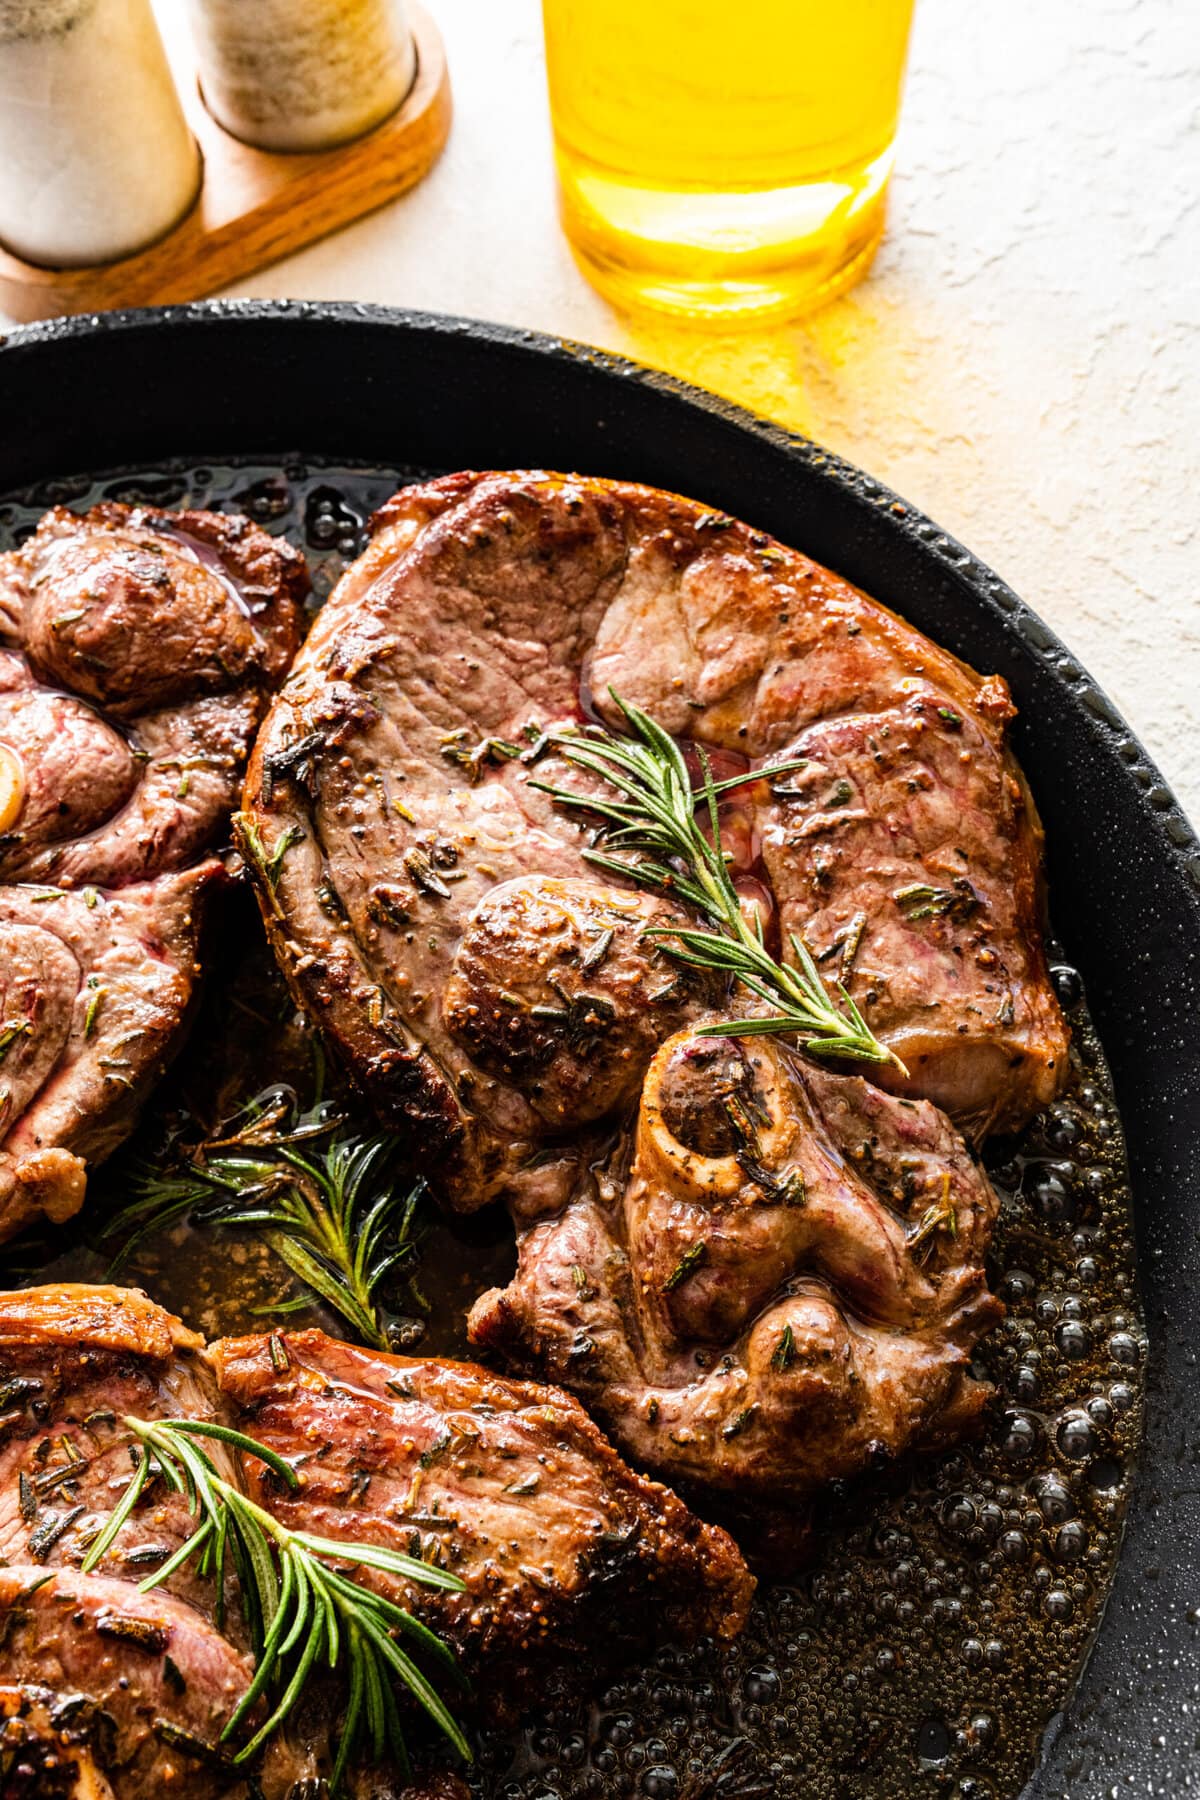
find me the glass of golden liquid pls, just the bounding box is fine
[542,0,916,323]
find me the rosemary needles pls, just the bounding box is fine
[532,691,901,1069]
[82,1415,469,1790]
[104,1089,426,1352]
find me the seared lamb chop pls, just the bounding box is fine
[0,1286,265,1800]
[470,1031,1003,1538]
[0,875,213,1242]
[0,504,305,1241]
[582,483,1068,1138]
[240,471,1065,1232]
[0,1286,751,1796]
[210,1326,754,1724]
[0,1572,258,1800]
[0,1285,230,1611]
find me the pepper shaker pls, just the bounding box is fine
[0,0,200,269]
[186,0,417,153]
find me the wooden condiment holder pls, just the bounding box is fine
[0,1,451,325]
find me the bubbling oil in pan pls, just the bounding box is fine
[1,461,1147,1800]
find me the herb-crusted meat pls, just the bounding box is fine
[0,504,306,1241]
[0,1569,259,1800]
[0,1286,262,1799]
[0,1285,752,1794]
[0,1285,231,1620]
[238,470,1064,1527]
[470,1031,1003,1535]
[240,471,1066,1224]
[0,872,215,1243]
[210,1327,754,1724]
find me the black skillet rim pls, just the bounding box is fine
[0,300,1196,1797]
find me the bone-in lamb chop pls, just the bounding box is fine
[0,504,305,1242]
[239,470,1067,1197]
[0,1285,752,1797]
[236,471,1065,1515]
[210,1325,751,1720]
[0,1286,261,1800]
[470,1030,1003,1539]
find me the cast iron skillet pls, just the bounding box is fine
[0,301,1196,1796]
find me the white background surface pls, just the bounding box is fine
[19,1,1200,823]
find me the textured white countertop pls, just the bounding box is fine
[21,1,1200,824]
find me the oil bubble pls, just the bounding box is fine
[1054,1521,1089,1562]
[917,1719,952,1763]
[1011,1364,1040,1402]
[1057,1321,1091,1359]
[1108,1331,1141,1365]
[1031,1169,1075,1226]
[942,1495,977,1537]
[743,1667,780,1704]
[1001,1411,1041,1463]
[1033,1474,1074,1523]
[1088,1457,1123,1492]
[1043,1106,1081,1151]
[234,473,291,520]
[1050,963,1083,1006]
[1056,1413,1097,1460]
[641,1768,678,1797]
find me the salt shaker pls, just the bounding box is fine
[0,0,200,270]
[186,0,417,153]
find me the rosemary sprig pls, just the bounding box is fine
[530,691,901,1068]
[907,1172,959,1260]
[104,1090,427,1353]
[82,1415,469,1790]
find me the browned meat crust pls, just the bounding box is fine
[0,871,216,1242]
[0,1285,752,1792]
[0,1286,233,1626]
[234,469,1052,1526]
[0,1683,121,1800]
[0,1571,256,1800]
[211,1328,755,1721]
[470,1032,1003,1519]
[0,1286,262,1799]
[4,504,299,722]
[240,471,1066,1232]
[0,504,306,1242]
[0,1281,201,1357]
[239,474,641,1214]
[582,482,1068,1137]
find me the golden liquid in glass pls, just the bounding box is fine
[543,0,916,322]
